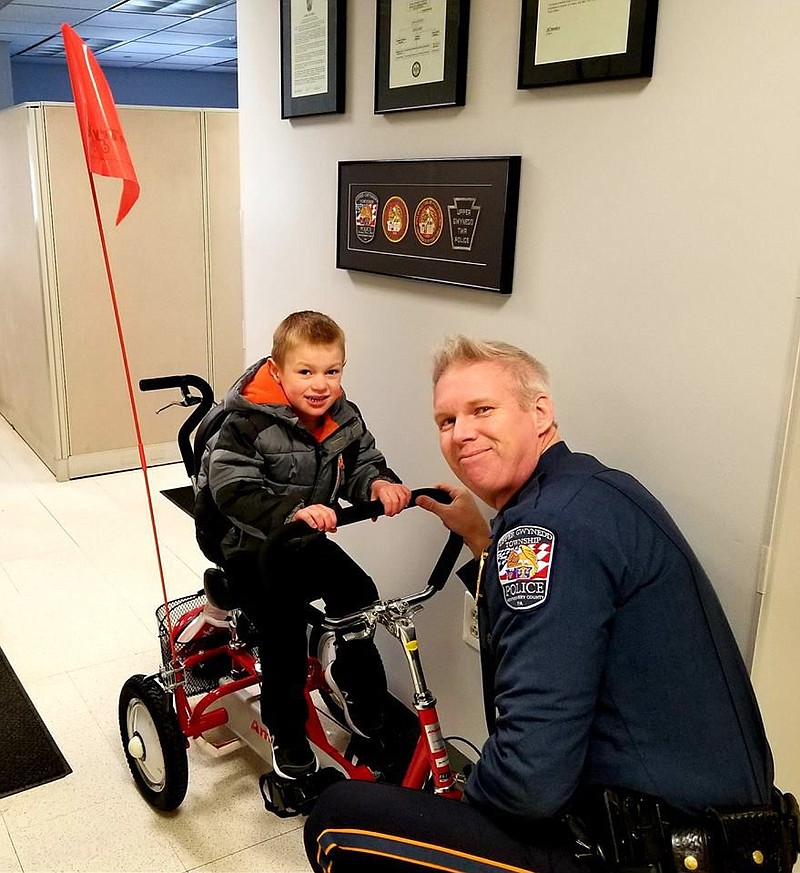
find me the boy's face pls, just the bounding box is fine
[268,341,344,427]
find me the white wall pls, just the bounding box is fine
[237,1,800,747]
[752,330,800,798]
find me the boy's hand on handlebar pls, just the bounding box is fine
[370,481,412,518]
[294,504,338,533]
[416,484,491,558]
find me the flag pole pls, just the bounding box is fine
[61,22,177,657]
[83,170,176,654]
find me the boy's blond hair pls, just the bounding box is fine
[271,311,346,365]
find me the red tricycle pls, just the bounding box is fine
[118,374,467,816]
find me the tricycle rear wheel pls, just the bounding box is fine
[119,674,188,811]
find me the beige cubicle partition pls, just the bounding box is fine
[205,108,244,400]
[0,102,243,480]
[0,102,60,471]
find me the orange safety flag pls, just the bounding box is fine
[59,24,174,644]
[61,23,140,225]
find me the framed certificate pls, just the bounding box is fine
[280,0,346,118]
[374,0,470,114]
[337,157,521,295]
[518,0,658,89]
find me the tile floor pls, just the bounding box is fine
[0,414,312,872]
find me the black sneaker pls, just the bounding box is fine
[324,662,383,739]
[270,738,319,781]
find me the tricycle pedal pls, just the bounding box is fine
[259,766,344,818]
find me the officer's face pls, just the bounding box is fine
[434,361,555,509]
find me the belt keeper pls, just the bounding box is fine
[670,823,713,873]
[706,805,784,873]
[774,790,799,865]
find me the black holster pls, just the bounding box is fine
[565,787,800,873]
[566,788,671,872]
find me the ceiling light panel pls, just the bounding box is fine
[114,0,231,16]
[23,35,120,56]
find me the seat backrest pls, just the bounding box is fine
[191,401,229,480]
[192,401,235,566]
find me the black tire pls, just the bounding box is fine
[308,625,346,724]
[118,674,188,811]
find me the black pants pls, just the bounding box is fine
[228,534,387,745]
[305,781,596,872]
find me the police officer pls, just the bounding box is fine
[304,336,796,873]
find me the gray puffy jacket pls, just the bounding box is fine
[198,358,401,562]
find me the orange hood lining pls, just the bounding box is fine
[242,360,340,442]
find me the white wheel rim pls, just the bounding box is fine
[126,698,167,791]
[318,631,344,709]
[318,631,336,672]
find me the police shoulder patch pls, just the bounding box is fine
[496,525,555,611]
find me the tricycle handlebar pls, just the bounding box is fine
[271,488,463,594]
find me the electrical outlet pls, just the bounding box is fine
[462,590,479,650]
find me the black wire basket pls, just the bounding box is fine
[155,592,234,696]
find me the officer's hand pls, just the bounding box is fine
[416,484,491,557]
[294,504,338,533]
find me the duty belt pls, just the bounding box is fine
[565,786,800,873]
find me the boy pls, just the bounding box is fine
[195,311,410,780]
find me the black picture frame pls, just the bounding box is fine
[374,0,470,114]
[337,157,521,295]
[280,0,346,118]
[518,0,658,89]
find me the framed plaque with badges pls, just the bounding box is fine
[337,157,521,295]
[374,0,470,114]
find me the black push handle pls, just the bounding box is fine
[140,375,190,392]
[139,374,216,479]
[139,374,215,400]
[269,487,464,593]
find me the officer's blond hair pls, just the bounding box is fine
[432,336,550,410]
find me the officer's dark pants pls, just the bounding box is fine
[227,534,387,746]
[305,781,595,872]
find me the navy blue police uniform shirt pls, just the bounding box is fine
[461,442,773,822]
